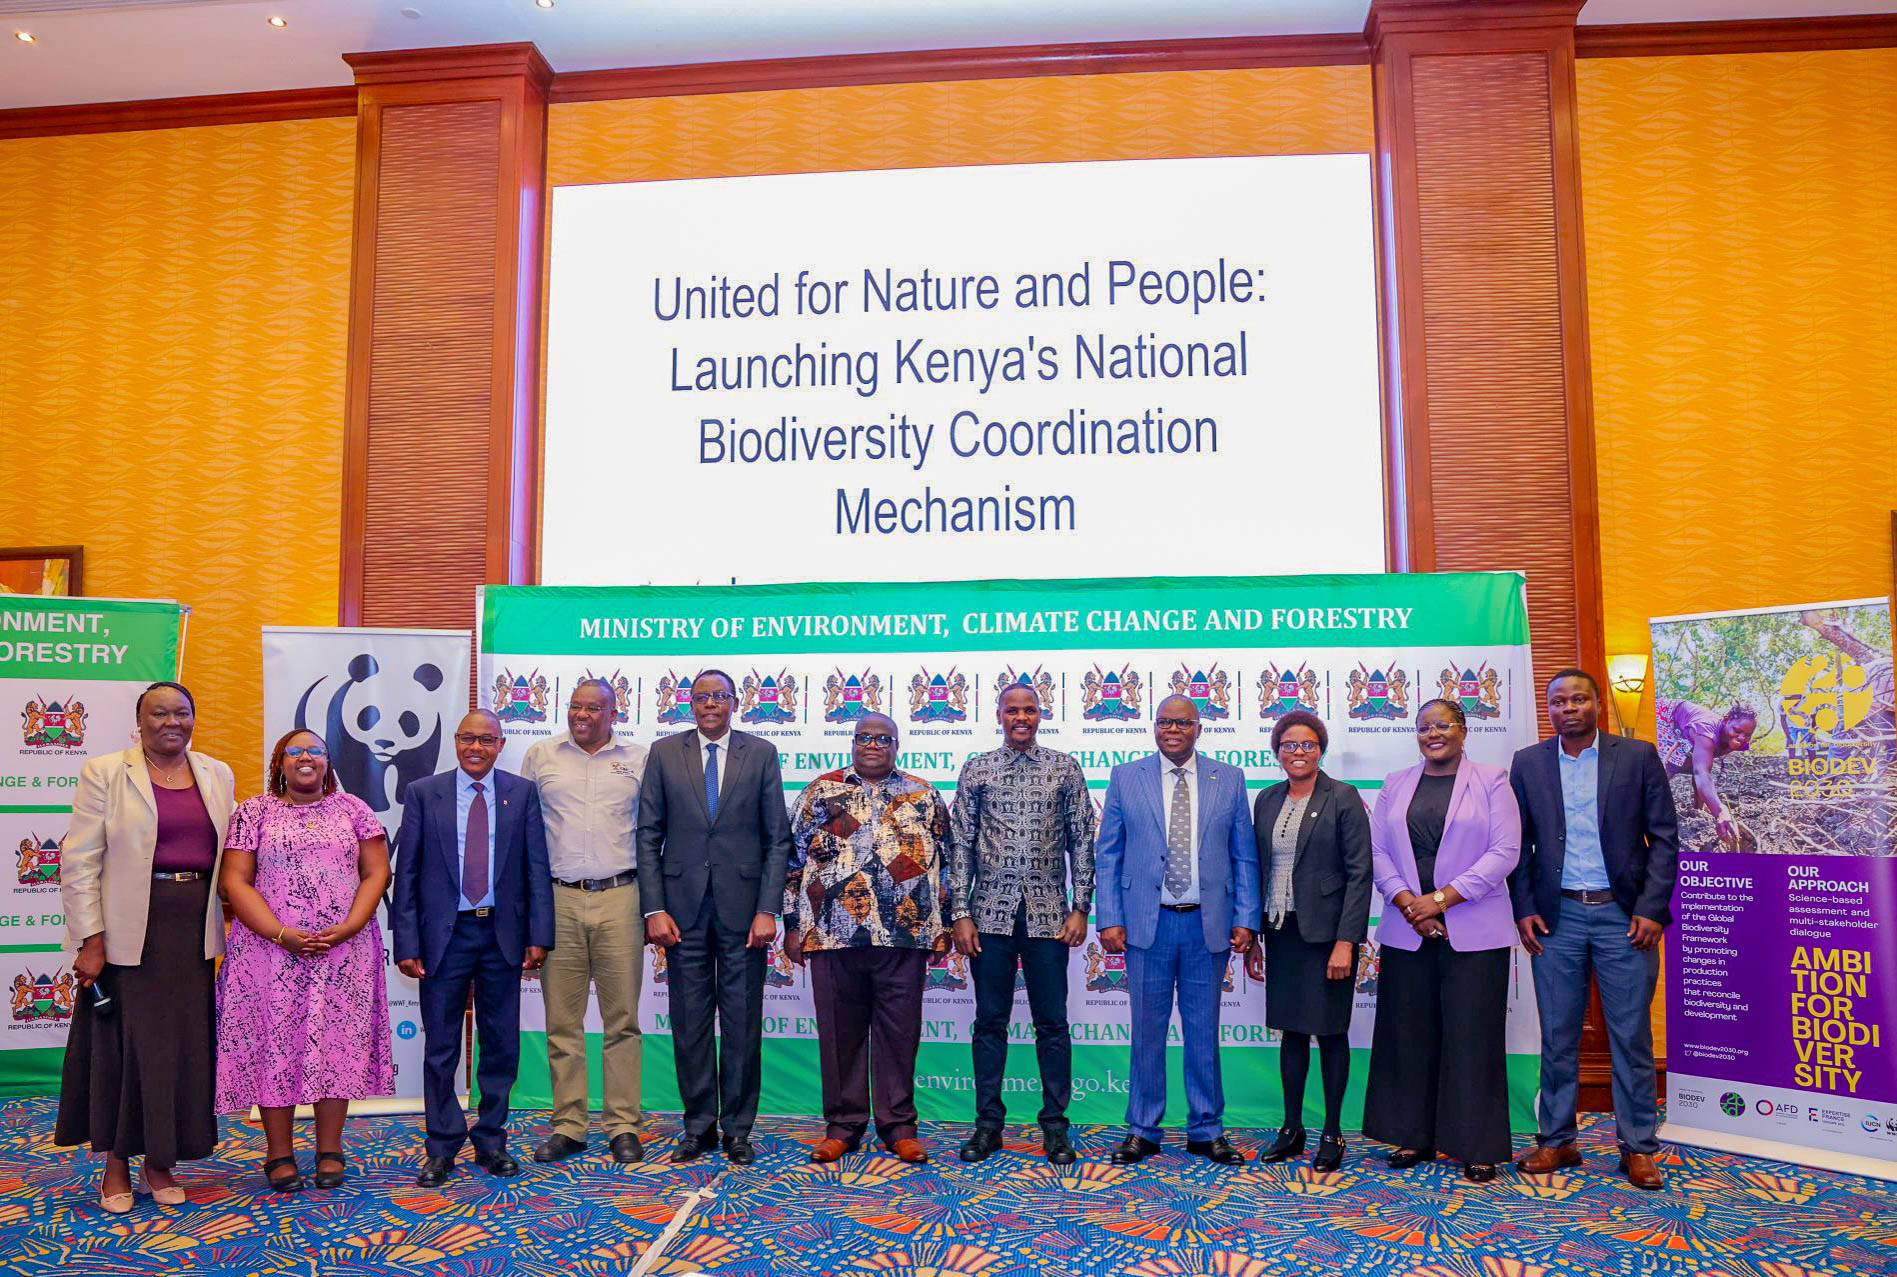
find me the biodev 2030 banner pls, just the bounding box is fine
[478,573,1546,1130]
[1654,597,1897,1178]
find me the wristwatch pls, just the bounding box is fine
[1432,890,1446,906]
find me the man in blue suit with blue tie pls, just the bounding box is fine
[394,709,554,1187]
[1096,695,1261,1164]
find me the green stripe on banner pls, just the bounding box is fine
[482,572,1529,656]
[0,944,63,954]
[0,807,71,815]
[504,1033,1538,1134]
[0,1047,64,1098]
[0,597,181,682]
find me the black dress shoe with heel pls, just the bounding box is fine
[1463,1162,1498,1183]
[1260,1126,1306,1163]
[414,1155,454,1189]
[1042,1129,1077,1166]
[1110,1134,1162,1164]
[310,1151,348,1190]
[534,1133,588,1163]
[1312,1134,1345,1173]
[263,1156,304,1193]
[474,1147,521,1178]
[1186,1135,1246,1165]
[959,1128,1003,1163]
[609,1132,645,1164]
[1387,1147,1436,1169]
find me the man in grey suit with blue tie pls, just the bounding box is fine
[1095,695,1261,1164]
[636,669,793,1166]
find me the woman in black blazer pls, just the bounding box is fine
[1246,709,1373,1172]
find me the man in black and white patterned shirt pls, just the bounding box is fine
[947,682,1096,1165]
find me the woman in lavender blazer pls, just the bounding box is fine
[1361,698,1521,1182]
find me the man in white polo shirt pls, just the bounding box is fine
[520,678,649,1163]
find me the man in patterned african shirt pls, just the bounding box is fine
[784,713,949,1165]
[946,682,1096,1166]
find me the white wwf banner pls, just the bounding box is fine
[260,626,472,1101]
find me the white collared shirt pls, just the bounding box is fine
[520,731,648,881]
[1157,751,1200,905]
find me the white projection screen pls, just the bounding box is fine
[542,155,1385,585]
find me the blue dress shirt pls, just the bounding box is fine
[1557,735,1609,891]
[456,768,499,909]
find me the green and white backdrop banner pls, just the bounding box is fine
[479,573,1546,1129]
[0,596,184,1094]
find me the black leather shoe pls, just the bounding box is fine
[1312,1133,1346,1173]
[1110,1134,1161,1164]
[609,1132,645,1164]
[1186,1135,1245,1165]
[669,1130,718,1164]
[1388,1147,1436,1169]
[1043,1130,1077,1166]
[534,1133,588,1163]
[723,1137,755,1166]
[1463,1162,1498,1183]
[1260,1126,1306,1163]
[474,1148,521,1178]
[414,1155,454,1188]
[959,1128,1003,1163]
[310,1151,348,1190]
[263,1155,304,1193]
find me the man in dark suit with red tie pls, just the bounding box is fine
[394,709,554,1187]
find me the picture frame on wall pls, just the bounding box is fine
[0,546,83,597]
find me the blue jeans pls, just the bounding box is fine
[1531,895,1661,1153]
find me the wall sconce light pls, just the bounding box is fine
[1608,652,1648,737]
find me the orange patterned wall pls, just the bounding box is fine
[549,65,1374,186]
[1579,49,1897,726]
[0,117,357,788]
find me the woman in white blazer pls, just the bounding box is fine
[55,681,234,1214]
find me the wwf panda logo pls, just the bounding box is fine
[294,653,449,814]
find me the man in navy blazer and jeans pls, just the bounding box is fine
[394,709,554,1187]
[1508,670,1679,1191]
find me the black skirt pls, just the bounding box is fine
[1263,914,1356,1037]
[55,878,217,1163]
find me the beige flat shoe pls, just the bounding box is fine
[100,1189,135,1214]
[140,1169,185,1206]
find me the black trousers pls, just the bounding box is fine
[669,893,766,1141]
[970,904,1072,1132]
[1362,938,1512,1165]
[419,912,521,1160]
[810,946,927,1145]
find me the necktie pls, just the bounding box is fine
[1164,766,1192,898]
[463,780,489,907]
[704,743,720,822]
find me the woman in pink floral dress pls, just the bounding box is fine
[216,728,393,1191]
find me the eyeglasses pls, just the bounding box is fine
[1277,740,1322,755]
[853,733,896,747]
[1154,717,1198,730]
[1415,722,1459,737]
[283,745,328,759]
[690,691,735,705]
[455,733,502,747]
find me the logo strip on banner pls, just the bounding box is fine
[1,597,184,1090]
[478,573,1545,1125]
[1653,597,1897,1180]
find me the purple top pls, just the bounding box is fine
[152,783,218,872]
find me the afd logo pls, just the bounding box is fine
[396,1020,418,1040]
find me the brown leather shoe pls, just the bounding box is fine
[888,1138,928,1164]
[1619,1151,1664,1191]
[809,1138,856,1164]
[1516,1142,1583,1174]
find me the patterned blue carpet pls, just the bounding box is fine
[1,1098,1893,1276]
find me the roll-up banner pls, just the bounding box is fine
[0,596,185,1094]
[1653,598,1897,1180]
[480,573,1546,1130]
[260,625,473,1110]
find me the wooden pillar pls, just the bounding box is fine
[338,43,550,628]
[1368,0,1618,1108]
[1369,0,1605,688]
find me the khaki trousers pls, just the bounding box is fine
[544,881,644,1139]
